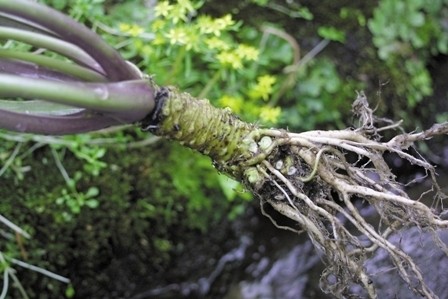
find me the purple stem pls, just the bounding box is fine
[0,0,139,81]
[0,74,155,115]
[0,11,56,37]
[0,109,123,135]
[0,58,79,82]
[0,26,105,74]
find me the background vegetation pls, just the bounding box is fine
[1,0,447,297]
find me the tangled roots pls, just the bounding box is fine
[248,93,448,298]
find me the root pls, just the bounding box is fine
[243,95,448,298]
[147,88,448,298]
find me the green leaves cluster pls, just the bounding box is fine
[41,0,105,21]
[106,0,286,125]
[147,144,251,231]
[368,0,448,106]
[369,0,448,57]
[282,58,354,130]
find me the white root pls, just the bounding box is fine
[249,99,448,298]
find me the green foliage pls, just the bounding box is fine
[145,143,251,231]
[42,0,362,131]
[1,139,246,297]
[368,0,448,106]
[339,7,367,26]
[318,26,346,43]
[41,0,105,21]
[281,58,358,130]
[106,0,286,125]
[55,186,100,221]
[249,0,314,20]
[65,138,107,177]
[0,142,28,182]
[65,284,75,298]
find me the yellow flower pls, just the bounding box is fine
[178,0,195,14]
[205,37,230,51]
[248,75,277,100]
[198,15,222,36]
[151,19,167,31]
[235,44,259,61]
[218,95,243,113]
[258,75,276,89]
[216,50,243,69]
[215,14,235,30]
[197,14,234,36]
[129,26,144,37]
[152,34,166,46]
[165,28,188,45]
[197,15,215,34]
[119,23,144,37]
[170,6,188,24]
[154,1,173,18]
[183,29,201,51]
[119,23,130,32]
[260,106,281,124]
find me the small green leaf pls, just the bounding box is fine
[85,187,99,198]
[318,26,346,43]
[85,199,99,209]
[296,7,314,21]
[251,0,269,6]
[218,175,240,201]
[65,284,75,298]
[409,12,425,26]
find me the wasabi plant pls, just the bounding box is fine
[1,1,448,298]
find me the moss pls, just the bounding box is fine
[0,136,244,298]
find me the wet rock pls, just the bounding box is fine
[363,228,448,298]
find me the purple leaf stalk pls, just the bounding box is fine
[0,0,155,134]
